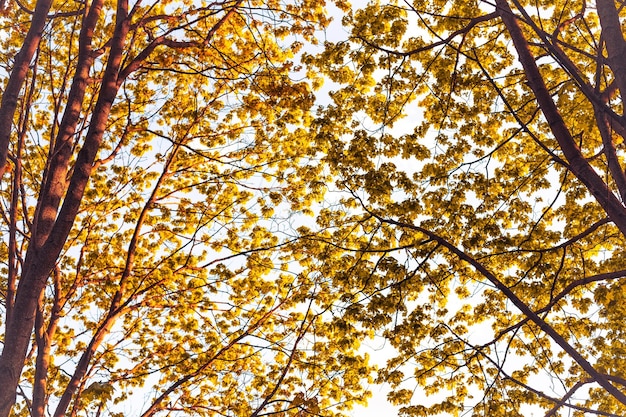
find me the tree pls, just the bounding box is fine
[0,0,372,416]
[305,0,626,415]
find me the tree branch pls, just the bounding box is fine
[496,0,626,238]
[0,0,53,179]
[369,205,626,406]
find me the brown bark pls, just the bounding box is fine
[32,268,62,417]
[30,0,104,249]
[0,0,250,413]
[0,255,51,417]
[5,59,33,334]
[52,311,124,417]
[0,0,53,177]
[596,105,626,200]
[509,0,623,126]
[52,121,177,417]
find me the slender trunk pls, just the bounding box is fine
[32,268,62,417]
[54,115,181,417]
[5,68,31,334]
[52,312,123,417]
[0,0,53,175]
[32,291,50,417]
[0,0,127,412]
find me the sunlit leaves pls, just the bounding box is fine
[305,0,626,416]
[0,0,375,415]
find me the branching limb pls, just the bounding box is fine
[363,199,626,405]
[496,0,626,237]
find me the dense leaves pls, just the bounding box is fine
[304,0,626,416]
[0,0,369,416]
[4,0,626,416]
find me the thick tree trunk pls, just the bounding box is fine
[0,258,52,417]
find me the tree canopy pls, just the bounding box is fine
[0,0,369,416]
[3,0,626,416]
[305,0,626,415]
